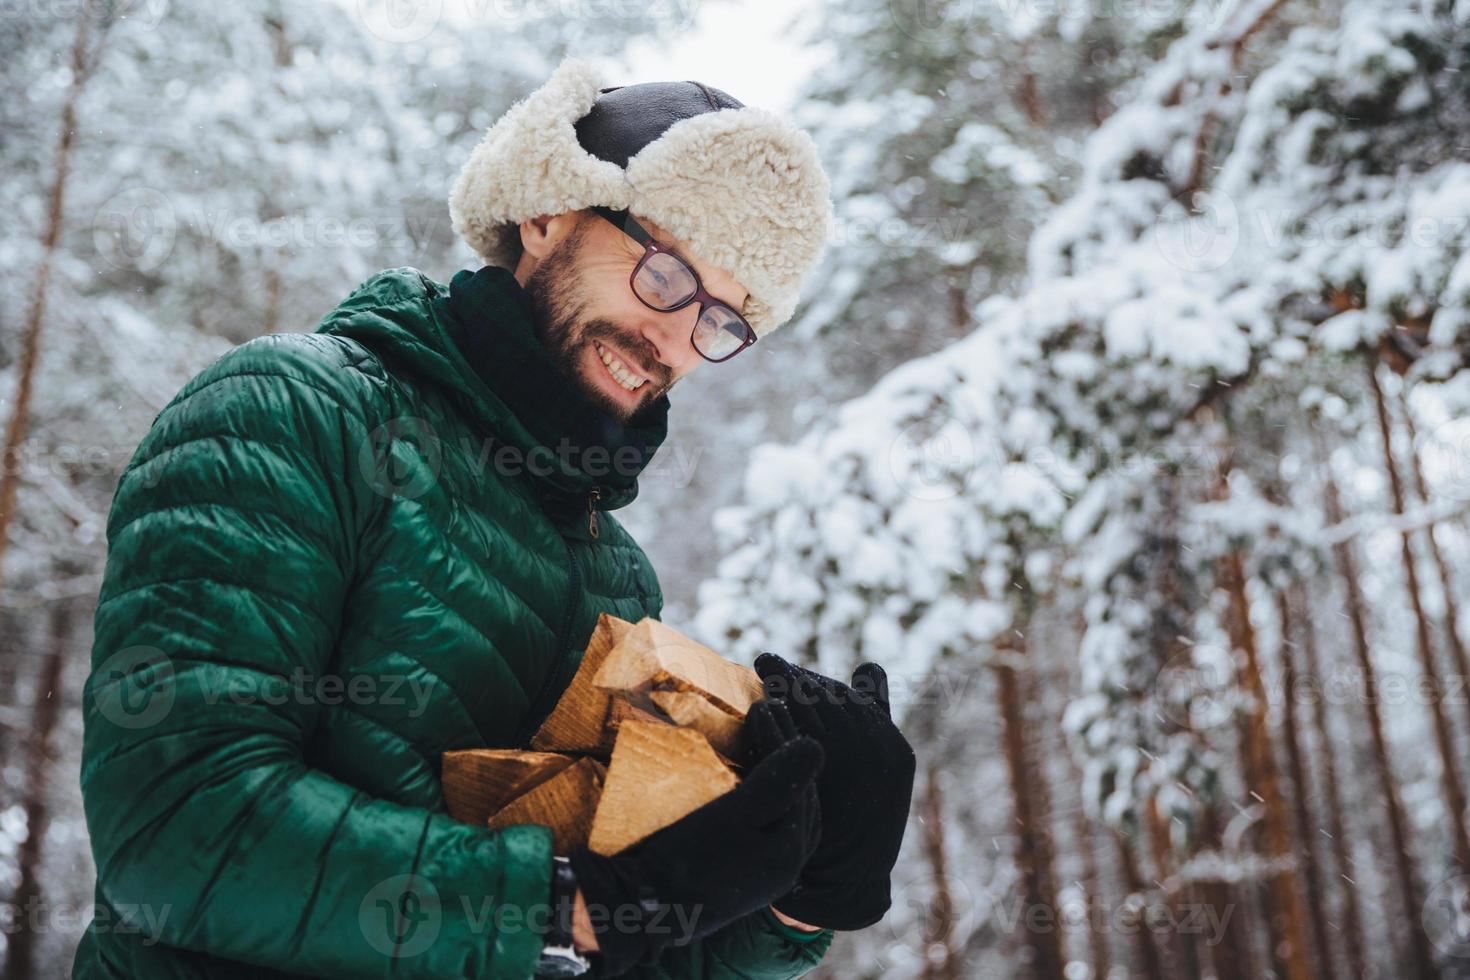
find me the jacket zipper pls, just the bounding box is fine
[587,487,602,539]
[516,535,584,747]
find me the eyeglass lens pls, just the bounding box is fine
[633,253,748,359]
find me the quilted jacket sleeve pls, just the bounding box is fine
[612,906,833,979]
[79,334,554,979]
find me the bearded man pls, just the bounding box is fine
[73,58,916,980]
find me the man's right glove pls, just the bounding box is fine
[567,698,824,976]
[754,654,917,931]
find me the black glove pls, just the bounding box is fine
[567,699,824,976]
[753,653,916,931]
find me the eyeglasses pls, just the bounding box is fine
[590,205,756,363]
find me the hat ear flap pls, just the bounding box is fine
[448,56,631,270]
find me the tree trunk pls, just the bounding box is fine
[2,601,70,980]
[1218,547,1314,980]
[1195,806,1250,980]
[997,647,1066,980]
[1114,830,1167,980]
[918,763,961,980]
[0,14,103,587]
[1072,804,1109,980]
[1398,392,1470,745]
[263,263,284,335]
[1367,361,1470,875]
[1292,584,1368,980]
[1315,427,1439,979]
[1143,800,1197,980]
[1273,591,1334,980]
[1058,677,1112,980]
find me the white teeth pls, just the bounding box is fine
[594,341,646,393]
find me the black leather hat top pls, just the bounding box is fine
[573,81,745,169]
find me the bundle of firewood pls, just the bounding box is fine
[441,614,764,855]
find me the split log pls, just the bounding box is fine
[532,613,638,754]
[588,720,738,855]
[452,618,757,854]
[605,696,673,736]
[649,690,744,759]
[486,757,607,853]
[592,618,764,718]
[610,692,742,771]
[442,749,574,826]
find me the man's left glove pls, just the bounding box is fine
[753,653,917,931]
[567,698,823,976]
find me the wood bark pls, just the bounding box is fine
[1315,427,1439,978]
[918,763,961,980]
[1209,440,1315,980]
[0,12,111,585]
[1398,394,1470,745]
[1114,830,1167,980]
[1072,805,1109,980]
[996,646,1065,980]
[1218,546,1313,980]
[1195,806,1251,980]
[2,601,69,980]
[1367,362,1470,875]
[1292,584,1368,980]
[1143,800,1194,980]
[1273,591,1334,980]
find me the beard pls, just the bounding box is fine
[523,220,670,425]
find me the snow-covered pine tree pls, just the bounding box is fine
[700,0,1470,975]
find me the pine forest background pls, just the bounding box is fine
[4,0,1470,977]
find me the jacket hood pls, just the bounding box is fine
[313,265,670,531]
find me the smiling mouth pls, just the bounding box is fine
[592,339,649,393]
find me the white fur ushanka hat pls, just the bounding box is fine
[447,56,834,339]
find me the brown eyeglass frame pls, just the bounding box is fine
[590,205,757,363]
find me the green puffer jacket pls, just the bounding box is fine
[72,265,834,979]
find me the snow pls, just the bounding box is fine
[699,0,1470,884]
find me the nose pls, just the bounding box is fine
[639,306,703,377]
